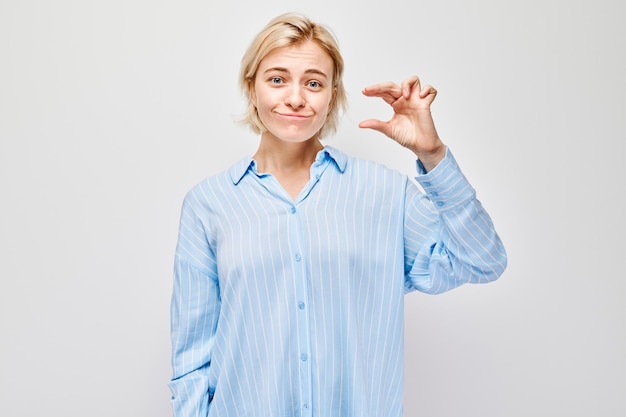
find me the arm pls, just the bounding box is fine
[169,194,220,417]
[360,75,506,292]
[403,150,507,294]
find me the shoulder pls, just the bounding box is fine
[325,146,417,200]
[327,147,411,185]
[325,145,408,180]
[182,157,252,212]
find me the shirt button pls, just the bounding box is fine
[301,353,308,361]
[298,301,305,310]
[430,191,438,196]
[295,253,302,262]
[423,181,431,187]
[437,201,444,207]
[303,404,309,410]
[290,207,296,214]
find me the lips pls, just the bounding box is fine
[276,112,311,120]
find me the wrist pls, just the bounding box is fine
[414,144,447,172]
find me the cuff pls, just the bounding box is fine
[414,148,476,212]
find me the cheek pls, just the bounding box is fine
[318,95,333,115]
[253,87,277,110]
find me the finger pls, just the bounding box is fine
[358,119,392,138]
[419,84,438,105]
[400,75,420,98]
[362,82,402,99]
[362,89,401,105]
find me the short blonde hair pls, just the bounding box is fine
[239,13,347,139]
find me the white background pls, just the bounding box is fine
[1,0,624,416]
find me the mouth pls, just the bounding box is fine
[276,112,311,120]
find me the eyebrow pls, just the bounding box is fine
[262,67,329,79]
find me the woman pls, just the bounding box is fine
[169,12,507,417]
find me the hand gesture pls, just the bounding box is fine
[359,75,446,171]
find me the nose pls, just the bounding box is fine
[284,85,305,109]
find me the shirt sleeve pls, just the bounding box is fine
[403,148,508,294]
[169,191,221,417]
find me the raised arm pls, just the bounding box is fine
[360,75,507,292]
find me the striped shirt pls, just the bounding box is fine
[169,146,507,417]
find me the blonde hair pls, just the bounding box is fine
[239,13,347,138]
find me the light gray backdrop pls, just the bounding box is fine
[1,0,624,416]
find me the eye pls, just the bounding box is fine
[307,80,321,89]
[270,77,283,85]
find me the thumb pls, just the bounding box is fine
[358,119,392,137]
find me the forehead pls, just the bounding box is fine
[258,40,334,75]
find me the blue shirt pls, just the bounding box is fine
[169,146,507,417]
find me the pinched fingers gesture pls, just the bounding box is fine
[359,75,446,170]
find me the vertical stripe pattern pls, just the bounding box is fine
[169,146,507,417]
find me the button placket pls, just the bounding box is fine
[287,201,313,415]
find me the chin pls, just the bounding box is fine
[268,128,322,143]
[288,135,321,143]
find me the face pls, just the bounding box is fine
[251,40,335,143]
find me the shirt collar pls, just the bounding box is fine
[319,145,347,173]
[227,145,348,185]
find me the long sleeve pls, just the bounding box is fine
[169,193,220,417]
[403,149,507,294]
[167,147,507,416]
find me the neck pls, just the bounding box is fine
[253,135,323,175]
